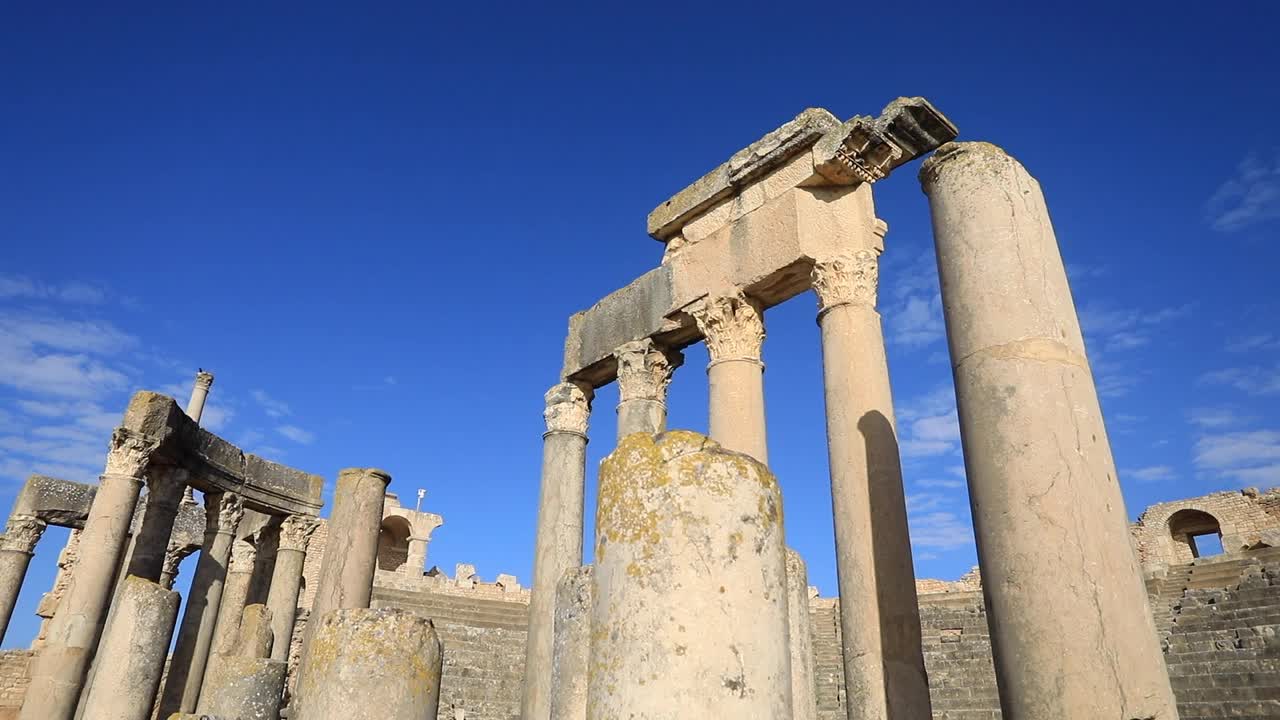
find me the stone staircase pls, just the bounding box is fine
[372,587,529,720]
[918,591,1001,720]
[810,602,846,720]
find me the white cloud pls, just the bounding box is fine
[1226,333,1280,353]
[1201,366,1280,395]
[199,404,234,432]
[918,478,965,489]
[890,293,946,347]
[1206,150,1280,232]
[1126,465,1177,482]
[276,425,314,445]
[0,275,107,304]
[251,390,292,418]
[1187,407,1253,429]
[1193,430,1280,484]
[908,512,974,550]
[898,386,961,458]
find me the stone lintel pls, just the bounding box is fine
[647,97,957,241]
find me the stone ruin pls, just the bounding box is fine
[0,95,1276,719]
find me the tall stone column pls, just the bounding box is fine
[81,577,180,720]
[920,141,1179,719]
[157,492,244,717]
[124,466,188,581]
[186,370,214,422]
[404,535,428,575]
[548,565,592,720]
[613,339,682,438]
[522,382,592,720]
[210,537,257,656]
[0,514,45,645]
[587,432,792,719]
[813,246,931,720]
[691,291,768,463]
[19,429,156,720]
[265,515,318,662]
[786,549,818,720]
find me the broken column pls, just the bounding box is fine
[920,141,1179,719]
[0,514,45,644]
[785,549,818,720]
[691,292,769,463]
[523,382,592,720]
[265,515,317,662]
[587,431,792,719]
[613,339,681,438]
[81,576,180,720]
[186,370,214,422]
[813,220,931,718]
[20,429,157,720]
[157,491,244,717]
[198,605,287,720]
[549,565,592,720]
[296,608,442,719]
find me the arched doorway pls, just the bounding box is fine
[1167,509,1224,562]
[377,516,412,572]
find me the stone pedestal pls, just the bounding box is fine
[81,576,180,720]
[125,467,188,582]
[813,246,931,720]
[0,514,45,644]
[920,141,1179,719]
[157,492,244,717]
[522,383,592,720]
[692,292,768,463]
[20,430,157,720]
[265,515,317,662]
[613,340,681,438]
[549,565,592,720]
[786,549,818,720]
[587,432,791,719]
[296,608,442,720]
[197,655,287,720]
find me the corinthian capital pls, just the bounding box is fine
[194,370,215,391]
[279,515,320,552]
[615,340,683,404]
[103,429,159,478]
[0,514,46,554]
[543,382,593,436]
[812,250,879,313]
[690,292,765,364]
[207,492,244,535]
[230,537,257,571]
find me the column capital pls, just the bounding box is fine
[690,292,765,365]
[104,428,160,478]
[207,492,244,536]
[0,514,46,555]
[279,515,320,552]
[194,370,215,391]
[229,537,257,571]
[161,541,190,587]
[615,339,683,404]
[812,250,880,314]
[544,382,593,436]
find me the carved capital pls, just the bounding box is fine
[194,370,215,391]
[103,429,159,478]
[544,382,593,436]
[813,251,879,313]
[207,492,244,535]
[615,340,683,404]
[0,515,45,554]
[690,292,765,364]
[278,515,319,552]
[161,541,190,587]
[229,537,257,571]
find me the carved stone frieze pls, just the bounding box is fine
[813,251,880,313]
[691,292,766,364]
[544,382,593,436]
[0,514,46,554]
[614,339,683,404]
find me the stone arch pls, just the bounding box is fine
[377,515,412,572]
[1167,509,1223,563]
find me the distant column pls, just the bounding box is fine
[613,339,682,438]
[522,382,592,720]
[20,429,158,720]
[157,492,244,717]
[0,514,46,644]
[265,515,318,663]
[125,466,188,582]
[210,537,257,657]
[160,542,190,590]
[186,370,215,423]
[813,241,931,719]
[405,536,428,575]
[920,141,1179,719]
[692,292,768,463]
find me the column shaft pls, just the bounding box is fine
[0,515,45,645]
[814,250,931,720]
[124,467,187,582]
[786,549,818,720]
[265,516,317,663]
[693,292,768,463]
[548,565,592,720]
[920,141,1178,718]
[521,382,591,720]
[210,538,257,657]
[81,577,180,720]
[614,339,681,439]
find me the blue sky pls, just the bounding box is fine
[2,3,1278,648]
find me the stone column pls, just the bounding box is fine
[521,382,592,720]
[296,608,442,720]
[157,492,244,717]
[813,245,932,720]
[691,291,768,463]
[920,141,1179,719]
[299,468,391,667]
[186,370,214,422]
[613,339,682,438]
[587,431,792,719]
[0,514,45,644]
[124,466,187,582]
[81,576,180,720]
[548,565,592,720]
[160,541,190,590]
[210,537,257,656]
[265,515,318,662]
[198,605,287,720]
[20,429,157,720]
[405,535,428,575]
[786,549,818,720]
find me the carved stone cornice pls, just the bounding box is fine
[278,515,320,553]
[206,492,244,536]
[0,514,45,554]
[614,339,683,404]
[813,251,880,314]
[690,292,766,364]
[544,382,593,436]
[103,429,159,478]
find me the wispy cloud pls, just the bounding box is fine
[1187,407,1254,429]
[908,511,974,550]
[1126,465,1177,482]
[1226,333,1280,353]
[1201,366,1280,395]
[898,386,962,458]
[1193,429,1280,484]
[1206,150,1280,232]
[0,274,108,305]
[883,251,947,348]
[252,390,292,418]
[276,425,314,445]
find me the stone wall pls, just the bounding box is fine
[1132,487,1280,570]
[0,650,32,720]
